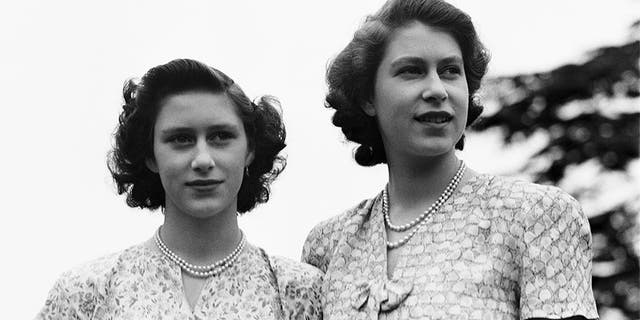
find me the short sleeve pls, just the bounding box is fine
[34,271,98,320]
[271,256,323,320]
[302,215,343,273]
[519,187,599,319]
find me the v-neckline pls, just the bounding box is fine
[179,271,214,314]
[370,194,407,282]
[374,172,481,281]
[140,239,215,316]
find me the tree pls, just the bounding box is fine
[470,31,639,318]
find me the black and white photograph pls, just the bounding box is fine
[1,0,638,319]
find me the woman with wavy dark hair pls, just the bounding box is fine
[302,0,598,319]
[36,59,321,319]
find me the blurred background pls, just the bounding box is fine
[469,25,639,318]
[0,0,637,319]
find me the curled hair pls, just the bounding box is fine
[108,59,286,213]
[326,0,490,166]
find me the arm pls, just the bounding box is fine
[270,256,323,320]
[518,187,599,320]
[34,271,98,320]
[301,222,329,273]
[301,214,346,273]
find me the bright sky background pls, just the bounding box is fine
[1,0,638,317]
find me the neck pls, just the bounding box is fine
[159,206,241,265]
[386,151,461,212]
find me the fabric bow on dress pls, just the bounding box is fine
[350,278,413,319]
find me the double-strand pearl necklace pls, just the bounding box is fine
[384,161,466,249]
[154,227,246,278]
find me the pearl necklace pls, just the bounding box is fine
[154,227,246,278]
[384,161,466,249]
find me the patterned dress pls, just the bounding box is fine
[36,240,322,320]
[302,174,598,320]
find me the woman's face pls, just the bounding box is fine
[147,91,253,219]
[366,21,469,163]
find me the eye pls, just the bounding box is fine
[208,131,236,144]
[440,65,463,78]
[166,134,194,146]
[167,134,193,145]
[397,65,424,77]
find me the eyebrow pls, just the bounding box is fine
[390,55,464,69]
[159,124,239,136]
[438,56,464,66]
[390,56,424,69]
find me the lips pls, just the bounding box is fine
[414,111,453,124]
[185,179,223,187]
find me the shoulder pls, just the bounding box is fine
[499,176,584,222]
[269,256,323,320]
[36,245,145,320]
[309,197,375,237]
[58,244,148,287]
[483,174,583,215]
[270,255,323,288]
[302,196,377,271]
[484,174,589,240]
[52,250,123,294]
[493,179,599,318]
[482,174,555,199]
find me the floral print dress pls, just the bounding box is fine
[36,240,322,319]
[302,174,598,320]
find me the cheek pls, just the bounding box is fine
[447,79,468,97]
[220,149,250,177]
[374,88,407,121]
[449,85,469,111]
[230,160,245,177]
[154,148,184,180]
[455,100,469,123]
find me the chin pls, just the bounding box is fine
[183,202,229,219]
[410,141,456,158]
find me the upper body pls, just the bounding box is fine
[302,173,598,320]
[36,59,320,319]
[316,0,599,319]
[38,239,322,320]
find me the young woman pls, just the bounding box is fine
[302,0,598,319]
[37,59,322,319]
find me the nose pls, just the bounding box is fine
[191,143,215,172]
[421,72,448,103]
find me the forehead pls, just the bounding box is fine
[154,91,242,128]
[382,21,462,61]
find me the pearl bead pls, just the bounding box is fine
[154,227,245,278]
[385,161,466,249]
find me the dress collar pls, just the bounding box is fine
[340,192,414,316]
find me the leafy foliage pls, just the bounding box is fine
[471,37,639,318]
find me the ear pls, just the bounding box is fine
[245,149,255,168]
[145,158,159,173]
[361,101,376,117]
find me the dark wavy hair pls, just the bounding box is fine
[108,59,286,213]
[326,0,490,166]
